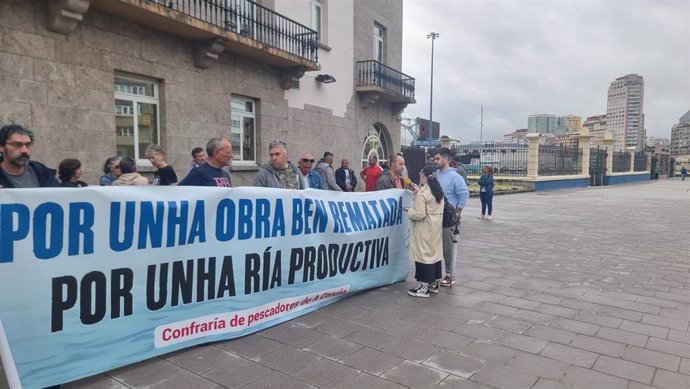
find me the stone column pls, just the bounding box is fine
[526,133,540,180]
[602,131,614,174]
[578,128,592,176]
[627,147,637,172]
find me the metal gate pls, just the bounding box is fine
[589,146,607,186]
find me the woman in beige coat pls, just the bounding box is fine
[404,165,445,298]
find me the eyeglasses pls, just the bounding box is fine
[301,158,315,163]
[5,141,33,148]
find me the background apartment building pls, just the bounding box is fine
[606,74,645,151]
[528,114,558,134]
[562,115,581,133]
[528,114,580,135]
[581,114,608,143]
[0,0,414,185]
[671,110,690,170]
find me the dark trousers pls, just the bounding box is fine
[480,191,493,215]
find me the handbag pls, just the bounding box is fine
[442,196,459,228]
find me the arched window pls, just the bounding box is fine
[361,124,390,168]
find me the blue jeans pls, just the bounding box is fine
[480,191,493,215]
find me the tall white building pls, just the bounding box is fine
[671,110,690,156]
[606,74,645,150]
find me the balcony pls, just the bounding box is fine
[356,60,415,105]
[85,0,319,72]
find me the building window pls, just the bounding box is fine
[361,124,389,169]
[231,95,256,163]
[373,23,385,63]
[310,0,322,41]
[114,75,160,163]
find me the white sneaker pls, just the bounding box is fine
[478,215,485,219]
[486,215,492,220]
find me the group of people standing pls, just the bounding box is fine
[404,148,470,298]
[0,123,494,301]
[404,148,497,298]
[252,143,358,191]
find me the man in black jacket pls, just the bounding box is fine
[0,124,59,188]
[335,158,357,191]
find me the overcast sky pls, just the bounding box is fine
[400,0,690,143]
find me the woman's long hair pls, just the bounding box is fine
[421,166,444,203]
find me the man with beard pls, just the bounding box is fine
[0,124,59,188]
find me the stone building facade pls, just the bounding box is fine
[0,0,414,186]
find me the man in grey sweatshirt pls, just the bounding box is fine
[253,140,304,189]
[314,151,342,191]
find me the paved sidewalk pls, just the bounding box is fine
[2,179,689,388]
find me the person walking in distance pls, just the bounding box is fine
[477,165,494,220]
[178,138,233,187]
[0,124,59,188]
[681,166,687,181]
[403,166,445,298]
[434,147,469,287]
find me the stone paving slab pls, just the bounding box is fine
[1,179,689,388]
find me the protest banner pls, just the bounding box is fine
[0,187,411,388]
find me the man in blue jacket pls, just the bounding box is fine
[298,152,322,189]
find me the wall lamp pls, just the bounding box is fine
[315,74,336,84]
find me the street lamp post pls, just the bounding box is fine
[427,32,439,149]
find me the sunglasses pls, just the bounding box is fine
[301,158,315,163]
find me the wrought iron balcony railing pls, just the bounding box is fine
[357,60,415,100]
[156,0,318,63]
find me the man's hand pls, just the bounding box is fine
[455,208,462,219]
